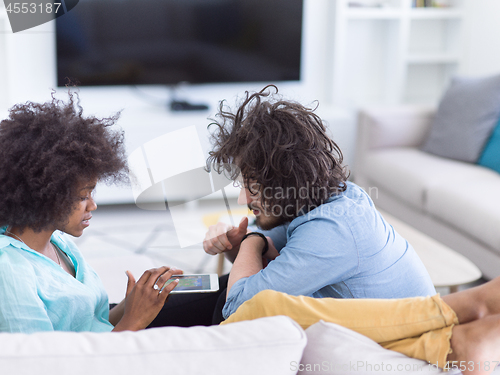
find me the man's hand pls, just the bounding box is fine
[203,216,249,255]
[264,236,280,261]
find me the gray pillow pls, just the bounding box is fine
[421,74,500,163]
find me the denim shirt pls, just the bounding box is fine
[223,181,436,319]
[0,228,113,333]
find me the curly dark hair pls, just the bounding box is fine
[207,85,349,220]
[0,91,128,232]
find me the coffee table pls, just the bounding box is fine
[379,210,482,293]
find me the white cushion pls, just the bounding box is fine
[0,316,306,375]
[426,168,500,253]
[299,320,461,375]
[364,148,491,211]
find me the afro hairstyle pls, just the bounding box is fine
[0,91,128,232]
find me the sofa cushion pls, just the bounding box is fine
[298,320,459,375]
[478,117,500,174]
[0,316,306,375]
[363,148,483,211]
[426,169,500,254]
[364,148,500,252]
[420,74,500,163]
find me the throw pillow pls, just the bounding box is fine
[478,117,500,173]
[421,73,500,163]
[298,320,461,375]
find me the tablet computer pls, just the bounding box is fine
[162,274,219,294]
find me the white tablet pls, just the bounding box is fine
[161,274,219,294]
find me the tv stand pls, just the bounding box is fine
[169,100,209,112]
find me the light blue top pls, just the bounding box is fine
[0,227,113,333]
[223,181,436,319]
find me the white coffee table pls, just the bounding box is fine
[379,210,482,293]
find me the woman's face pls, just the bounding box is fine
[59,180,97,237]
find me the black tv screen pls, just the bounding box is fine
[56,0,303,87]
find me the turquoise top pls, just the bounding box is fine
[0,227,113,333]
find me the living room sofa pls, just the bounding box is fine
[1,252,456,374]
[354,105,500,280]
[0,313,457,375]
[3,250,451,375]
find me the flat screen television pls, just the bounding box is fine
[56,0,303,87]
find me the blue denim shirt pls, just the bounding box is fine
[223,182,436,319]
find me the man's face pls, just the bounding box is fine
[237,178,285,230]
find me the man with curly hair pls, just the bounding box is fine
[204,86,435,320]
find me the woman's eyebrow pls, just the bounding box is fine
[80,184,96,191]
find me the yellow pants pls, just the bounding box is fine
[221,290,458,366]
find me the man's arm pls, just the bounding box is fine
[227,235,265,295]
[222,218,359,320]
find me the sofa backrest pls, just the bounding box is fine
[0,315,306,375]
[354,106,436,188]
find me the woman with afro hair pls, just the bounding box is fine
[0,93,181,333]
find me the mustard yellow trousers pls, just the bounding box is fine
[221,290,458,366]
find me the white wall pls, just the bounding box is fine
[460,0,500,77]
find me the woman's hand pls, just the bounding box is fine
[112,266,183,332]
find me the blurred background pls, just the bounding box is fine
[0,0,497,299]
[1,0,499,182]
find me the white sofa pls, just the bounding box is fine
[23,253,452,375]
[0,315,456,375]
[355,106,500,280]
[0,214,466,375]
[0,236,462,375]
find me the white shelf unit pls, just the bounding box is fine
[330,0,464,106]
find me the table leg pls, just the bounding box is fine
[217,253,225,276]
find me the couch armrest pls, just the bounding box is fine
[357,106,436,150]
[354,106,435,187]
